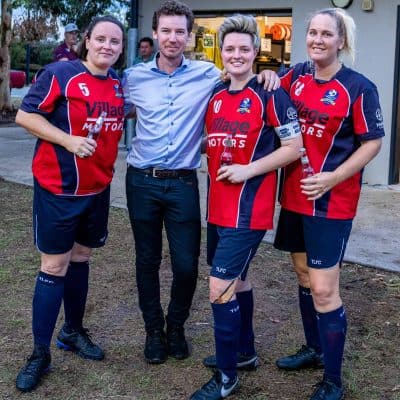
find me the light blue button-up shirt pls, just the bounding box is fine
[123,54,220,169]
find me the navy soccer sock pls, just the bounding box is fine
[299,285,322,354]
[236,289,255,356]
[212,300,241,380]
[63,261,89,331]
[317,306,347,388]
[32,271,65,348]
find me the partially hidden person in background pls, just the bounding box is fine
[14,15,125,393]
[123,0,280,366]
[53,22,80,61]
[190,14,302,400]
[133,36,155,64]
[273,8,384,400]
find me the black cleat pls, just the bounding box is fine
[56,325,104,360]
[276,345,324,370]
[203,353,259,371]
[167,324,189,360]
[144,329,168,364]
[309,380,344,400]
[16,344,51,392]
[190,370,239,400]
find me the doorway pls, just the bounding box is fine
[188,9,292,72]
[389,5,400,184]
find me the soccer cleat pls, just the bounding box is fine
[167,324,189,360]
[276,345,324,370]
[56,325,104,360]
[203,353,259,371]
[16,344,51,392]
[144,329,168,364]
[190,370,239,400]
[309,380,344,400]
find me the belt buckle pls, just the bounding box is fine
[152,167,163,178]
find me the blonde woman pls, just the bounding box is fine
[191,14,302,400]
[274,8,384,400]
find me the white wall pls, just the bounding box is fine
[290,0,400,185]
[139,0,400,184]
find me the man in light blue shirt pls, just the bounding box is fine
[125,53,219,170]
[123,0,278,367]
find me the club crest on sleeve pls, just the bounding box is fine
[375,108,384,129]
[287,107,298,120]
[375,108,383,122]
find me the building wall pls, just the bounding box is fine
[139,0,400,185]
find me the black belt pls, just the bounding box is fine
[129,165,194,178]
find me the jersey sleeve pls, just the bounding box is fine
[352,87,385,140]
[20,67,62,116]
[278,62,313,94]
[265,88,301,141]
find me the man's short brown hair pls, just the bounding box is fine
[152,0,194,33]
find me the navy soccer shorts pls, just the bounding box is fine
[274,208,353,268]
[207,223,266,281]
[33,180,110,254]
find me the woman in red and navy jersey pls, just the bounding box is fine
[14,16,125,393]
[273,8,384,400]
[190,14,302,400]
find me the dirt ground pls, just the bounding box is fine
[0,180,399,400]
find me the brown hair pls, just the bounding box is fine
[152,0,194,33]
[78,15,126,68]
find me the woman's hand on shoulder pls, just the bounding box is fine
[257,69,281,91]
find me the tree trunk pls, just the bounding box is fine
[0,0,13,112]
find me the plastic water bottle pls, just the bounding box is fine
[87,111,107,140]
[300,147,315,178]
[220,133,233,166]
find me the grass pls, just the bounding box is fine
[0,179,399,399]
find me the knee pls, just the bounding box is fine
[310,283,337,309]
[41,262,68,277]
[71,243,91,263]
[209,277,237,304]
[136,260,161,273]
[177,266,198,284]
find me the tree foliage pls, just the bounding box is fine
[1,0,130,113]
[14,0,129,30]
[12,12,58,43]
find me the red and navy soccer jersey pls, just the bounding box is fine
[279,62,385,219]
[205,77,299,230]
[20,60,124,196]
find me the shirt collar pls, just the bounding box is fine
[149,52,189,75]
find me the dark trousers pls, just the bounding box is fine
[126,166,201,332]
